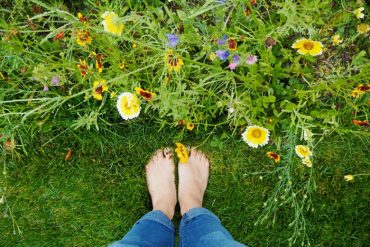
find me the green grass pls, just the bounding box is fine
[1,123,369,246]
[1,0,370,246]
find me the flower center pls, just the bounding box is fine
[95,86,103,94]
[299,147,308,155]
[303,42,314,50]
[79,33,89,41]
[169,58,178,66]
[251,129,262,138]
[139,90,153,99]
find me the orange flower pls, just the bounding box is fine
[228,38,237,51]
[77,59,89,76]
[266,152,281,163]
[53,31,64,41]
[352,120,369,127]
[135,87,156,100]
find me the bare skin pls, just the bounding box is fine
[178,149,210,215]
[145,149,177,220]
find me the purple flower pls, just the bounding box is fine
[43,85,49,91]
[217,34,228,45]
[232,55,240,63]
[228,55,240,70]
[51,76,60,86]
[215,50,230,62]
[166,34,179,48]
[246,55,258,65]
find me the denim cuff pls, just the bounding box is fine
[181,207,220,224]
[139,210,175,233]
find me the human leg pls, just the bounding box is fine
[110,149,177,247]
[178,149,247,247]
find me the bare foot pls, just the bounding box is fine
[146,149,177,220]
[178,149,210,215]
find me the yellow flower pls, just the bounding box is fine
[353,7,365,19]
[357,23,370,34]
[76,31,92,47]
[332,34,343,45]
[135,87,156,101]
[92,80,108,100]
[117,92,141,120]
[119,61,125,69]
[302,157,312,167]
[242,125,270,148]
[101,11,124,35]
[186,123,195,131]
[292,38,323,56]
[266,151,281,163]
[165,49,184,72]
[295,145,312,159]
[175,142,189,163]
[209,52,217,61]
[110,92,117,98]
[344,175,354,181]
[132,43,138,48]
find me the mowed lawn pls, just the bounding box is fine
[1,123,369,246]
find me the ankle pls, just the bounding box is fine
[179,197,202,216]
[153,201,175,220]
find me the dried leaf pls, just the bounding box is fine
[65,148,72,161]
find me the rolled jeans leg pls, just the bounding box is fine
[179,208,247,247]
[110,210,175,247]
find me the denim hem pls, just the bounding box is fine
[181,207,220,224]
[140,210,175,233]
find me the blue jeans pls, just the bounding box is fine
[110,208,247,247]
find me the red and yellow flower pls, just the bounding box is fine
[92,79,108,100]
[135,87,156,100]
[76,30,92,47]
[266,152,281,163]
[95,53,104,73]
[77,12,88,24]
[351,84,370,98]
[165,49,184,72]
[228,38,237,51]
[77,59,89,76]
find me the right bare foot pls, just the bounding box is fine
[178,149,210,215]
[146,149,177,220]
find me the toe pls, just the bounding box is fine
[163,148,173,160]
[154,149,164,162]
[190,148,198,158]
